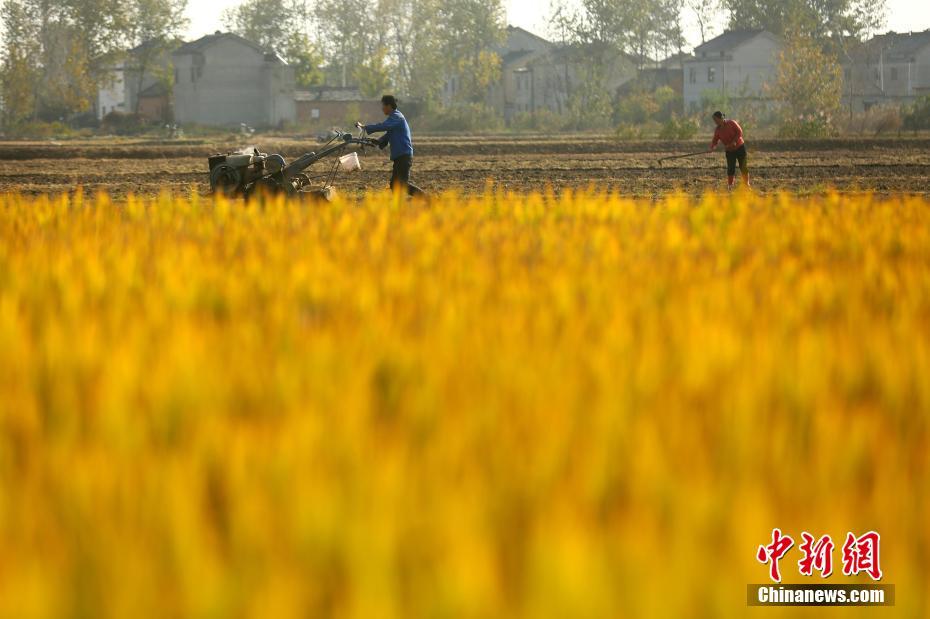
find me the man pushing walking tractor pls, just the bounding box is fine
[356,95,426,198]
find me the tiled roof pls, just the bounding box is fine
[694,30,770,55]
[506,25,551,47]
[174,32,283,63]
[868,30,930,61]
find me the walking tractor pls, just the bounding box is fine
[207,128,380,200]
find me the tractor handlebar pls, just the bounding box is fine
[282,129,379,178]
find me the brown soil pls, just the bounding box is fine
[1,137,928,199]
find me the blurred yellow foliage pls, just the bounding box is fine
[0,189,928,618]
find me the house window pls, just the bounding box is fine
[311,109,320,119]
[891,67,899,81]
[689,67,696,84]
[708,66,716,83]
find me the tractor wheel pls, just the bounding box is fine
[244,177,286,202]
[210,165,241,196]
[292,173,312,191]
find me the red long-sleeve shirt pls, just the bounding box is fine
[711,120,745,152]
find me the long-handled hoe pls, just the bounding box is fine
[657,151,712,167]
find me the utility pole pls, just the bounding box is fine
[879,47,884,93]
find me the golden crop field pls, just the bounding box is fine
[0,189,928,618]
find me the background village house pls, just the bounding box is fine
[487,26,552,121]
[172,32,296,128]
[525,45,642,118]
[843,30,930,112]
[635,52,689,94]
[444,26,642,123]
[93,26,930,131]
[683,30,783,113]
[441,26,552,120]
[98,40,175,122]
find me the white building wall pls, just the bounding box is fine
[683,35,781,111]
[915,47,930,93]
[174,37,295,127]
[441,27,551,110]
[98,68,126,119]
[842,43,930,110]
[524,52,636,117]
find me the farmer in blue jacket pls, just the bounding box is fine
[356,95,425,197]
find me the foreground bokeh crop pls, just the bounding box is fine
[0,190,928,618]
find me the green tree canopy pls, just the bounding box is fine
[223,0,323,89]
[124,0,188,114]
[772,33,844,137]
[727,0,887,41]
[436,0,506,102]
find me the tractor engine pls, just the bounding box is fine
[209,149,271,196]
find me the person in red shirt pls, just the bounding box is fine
[710,111,750,190]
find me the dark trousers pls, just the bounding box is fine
[390,155,425,197]
[725,145,749,178]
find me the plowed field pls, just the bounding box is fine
[1,136,927,197]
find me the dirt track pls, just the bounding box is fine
[1,136,928,198]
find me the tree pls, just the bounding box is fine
[727,0,887,42]
[651,0,685,66]
[567,62,613,129]
[316,0,375,87]
[224,0,323,88]
[59,0,131,113]
[437,0,506,102]
[2,0,134,124]
[124,0,188,115]
[286,33,324,89]
[224,0,294,50]
[382,0,444,104]
[903,96,930,133]
[354,47,392,97]
[41,25,96,118]
[7,0,96,121]
[550,0,684,70]
[0,0,41,126]
[771,34,843,137]
[61,0,128,62]
[688,0,721,44]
